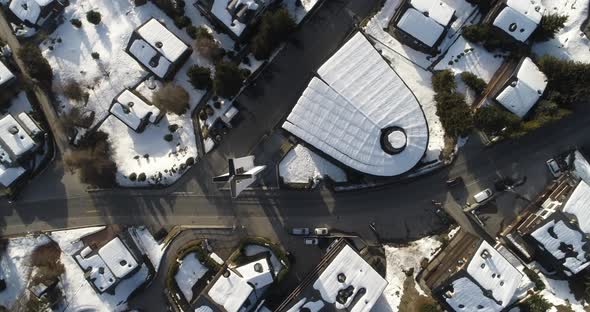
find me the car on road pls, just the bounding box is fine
[546,159,562,178]
[291,228,310,235]
[304,238,319,245]
[314,228,329,235]
[474,189,493,204]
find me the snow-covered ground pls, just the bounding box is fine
[128,226,165,271]
[376,46,446,163]
[0,226,159,311]
[41,0,241,187]
[283,0,321,24]
[279,145,347,184]
[174,252,209,302]
[372,236,443,311]
[533,0,590,63]
[533,265,589,312]
[364,0,479,70]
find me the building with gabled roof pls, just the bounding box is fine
[0,60,15,89]
[486,0,545,43]
[494,57,548,118]
[126,18,191,80]
[282,32,429,177]
[6,0,65,35]
[277,239,387,312]
[109,89,163,132]
[391,0,456,53]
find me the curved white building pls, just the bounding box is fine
[282,32,429,176]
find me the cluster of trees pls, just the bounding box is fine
[213,61,250,98]
[432,70,474,138]
[537,55,590,106]
[251,7,296,60]
[194,26,225,63]
[153,84,189,115]
[460,72,487,95]
[18,43,53,89]
[532,14,568,42]
[462,24,527,55]
[64,131,117,188]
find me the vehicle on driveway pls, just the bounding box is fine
[546,158,562,178]
[291,228,310,235]
[474,189,493,204]
[304,237,319,245]
[314,228,329,235]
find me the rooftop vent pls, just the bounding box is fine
[155,41,163,49]
[8,126,19,135]
[254,263,263,273]
[509,23,517,32]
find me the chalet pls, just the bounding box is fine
[485,0,545,43]
[391,0,456,54]
[0,113,43,188]
[6,0,65,35]
[195,0,276,42]
[75,236,141,293]
[109,89,164,132]
[276,239,387,312]
[494,57,548,118]
[126,18,191,80]
[192,255,275,312]
[422,230,532,312]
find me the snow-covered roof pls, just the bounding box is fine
[531,219,590,275]
[98,237,139,279]
[137,19,189,62]
[0,164,25,187]
[0,114,36,159]
[312,245,387,312]
[211,0,249,37]
[446,241,524,311]
[208,269,254,312]
[235,258,274,289]
[17,112,42,137]
[282,33,429,176]
[496,58,547,118]
[563,181,590,234]
[75,251,117,292]
[0,61,15,86]
[397,8,445,48]
[410,0,455,26]
[572,151,590,186]
[493,0,544,43]
[110,90,160,131]
[9,0,41,25]
[129,39,171,79]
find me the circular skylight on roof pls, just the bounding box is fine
[155,41,163,48]
[381,127,407,155]
[509,23,517,32]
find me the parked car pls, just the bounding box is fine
[314,228,329,235]
[290,228,310,235]
[546,158,562,178]
[474,189,493,204]
[304,238,319,245]
[446,176,463,187]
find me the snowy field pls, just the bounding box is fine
[279,145,347,184]
[364,0,479,70]
[533,0,590,63]
[40,0,243,187]
[0,226,162,311]
[372,236,443,311]
[174,252,209,302]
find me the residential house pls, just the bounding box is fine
[422,230,532,312]
[110,89,164,132]
[192,255,275,312]
[494,57,548,118]
[195,0,275,42]
[485,0,545,43]
[126,18,192,80]
[276,239,388,312]
[7,0,65,35]
[0,60,16,90]
[391,0,456,54]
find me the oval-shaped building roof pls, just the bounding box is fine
[283,32,429,176]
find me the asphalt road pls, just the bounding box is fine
[1,0,590,249]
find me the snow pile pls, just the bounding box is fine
[0,234,51,308]
[372,236,442,311]
[279,145,347,184]
[533,0,590,63]
[174,252,209,302]
[538,273,588,311]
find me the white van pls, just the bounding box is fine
[474,189,493,203]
